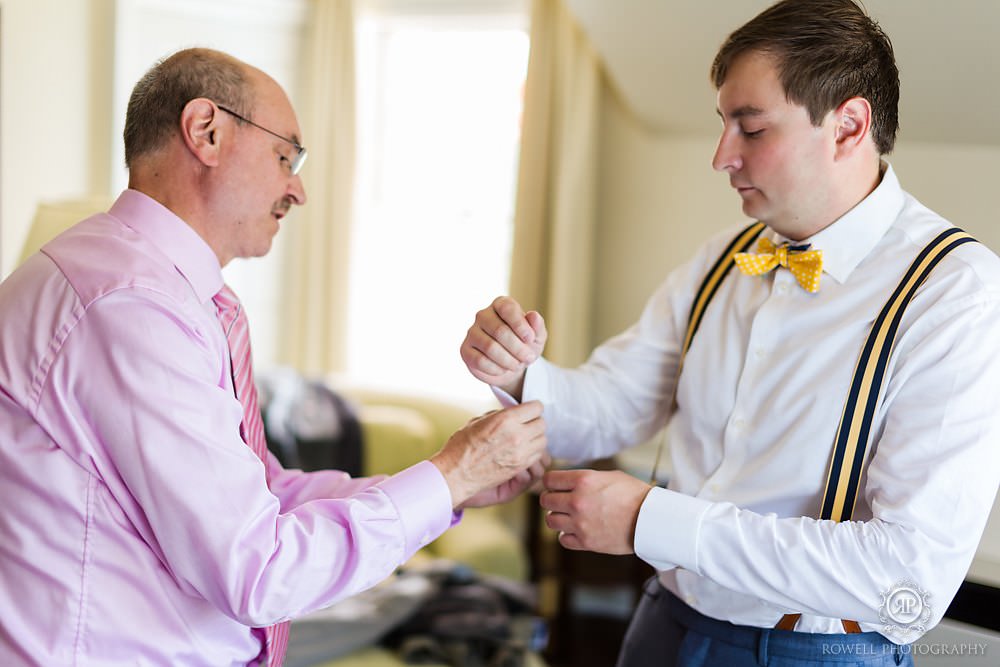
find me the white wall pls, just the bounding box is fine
[594,92,739,344]
[890,141,1000,249]
[0,0,113,276]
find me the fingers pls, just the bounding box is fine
[544,507,575,533]
[433,401,547,507]
[462,326,525,376]
[464,297,540,369]
[524,310,548,346]
[539,471,651,555]
[538,470,582,515]
[474,402,546,449]
[469,401,547,455]
[542,468,582,492]
[538,488,574,514]
[503,399,544,423]
[459,453,553,509]
[545,508,585,551]
[460,297,548,400]
[526,456,549,480]
[493,296,537,344]
[526,455,550,493]
[557,531,584,551]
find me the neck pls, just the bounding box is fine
[128,154,229,266]
[826,157,883,230]
[786,157,883,241]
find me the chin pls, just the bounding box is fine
[247,235,276,259]
[741,201,764,221]
[258,239,276,257]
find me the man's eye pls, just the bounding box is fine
[744,128,765,138]
[279,154,292,171]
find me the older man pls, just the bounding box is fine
[0,48,546,666]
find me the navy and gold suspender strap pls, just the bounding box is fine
[819,227,978,522]
[783,228,977,633]
[680,221,768,366]
[649,221,766,480]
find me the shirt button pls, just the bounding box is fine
[420,532,431,546]
[709,483,720,494]
[754,347,766,359]
[733,418,746,433]
[776,283,790,295]
[686,595,697,606]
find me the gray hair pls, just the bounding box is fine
[123,48,253,167]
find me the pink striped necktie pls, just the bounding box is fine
[213,284,290,667]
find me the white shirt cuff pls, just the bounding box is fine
[634,486,712,574]
[490,358,552,406]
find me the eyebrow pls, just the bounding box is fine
[716,105,767,120]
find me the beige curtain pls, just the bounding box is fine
[279,0,357,374]
[510,0,602,366]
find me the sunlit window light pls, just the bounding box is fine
[347,11,529,405]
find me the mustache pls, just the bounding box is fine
[271,198,293,217]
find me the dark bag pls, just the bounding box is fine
[382,563,546,667]
[256,368,363,476]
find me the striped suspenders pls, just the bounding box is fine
[659,223,977,631]
[819,227,977,521]
[680,222,768,367]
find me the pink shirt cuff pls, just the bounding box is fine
[377,460,461,559]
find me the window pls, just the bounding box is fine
[347,6,529,404]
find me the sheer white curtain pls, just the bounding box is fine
[278,0,358,375]
[509,0,603,366]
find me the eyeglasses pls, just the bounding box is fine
[216,104,308,176]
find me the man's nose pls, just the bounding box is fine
[712,133,741,172]
[288,173,307,206]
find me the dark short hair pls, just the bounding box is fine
[123,48,253,168]
[710,0,899,154]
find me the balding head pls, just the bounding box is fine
[122,47,307,266]
[123,48,255,168]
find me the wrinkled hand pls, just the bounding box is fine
[460,296,547,399]
[460,453,551,509]
[430,401,547,508]
[540,469,653,555]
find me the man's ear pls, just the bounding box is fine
[179,98,222,168]
[833,97,873,161]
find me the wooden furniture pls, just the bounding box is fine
[525,458,653,667]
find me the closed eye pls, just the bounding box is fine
[743,128,765,139]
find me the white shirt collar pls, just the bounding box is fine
[769,162,905,285]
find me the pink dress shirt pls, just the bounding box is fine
[0,190,456,666]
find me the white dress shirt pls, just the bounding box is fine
[521,165,1000,643]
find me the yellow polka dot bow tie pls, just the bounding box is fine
[733,238,824,293]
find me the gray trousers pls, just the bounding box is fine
[615,576,684,667]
